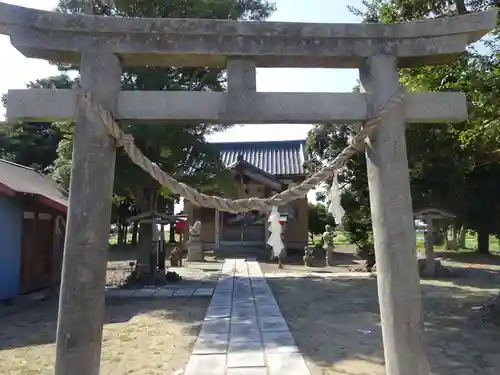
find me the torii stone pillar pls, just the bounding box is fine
[360,55,430,375]
[54,49,121,375]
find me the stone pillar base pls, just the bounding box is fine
[417,258,451,278]
[325,247,335,266]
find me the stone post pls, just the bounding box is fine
[359,55,431,375]
[158,223,166,274]
[424,218,435,263]
[226,59,257,122]
[227,59,256,92]
[54,49,121,375]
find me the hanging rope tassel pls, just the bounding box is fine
[328,170,345,226]
[267,206,284,265]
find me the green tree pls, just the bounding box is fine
[307,203,335,245]
[0,122,62,171]
[307,123,374,254]
[41,0,276,281]
[0,76,75,171]
[313,0,500,255]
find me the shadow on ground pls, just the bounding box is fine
[0,296,209,351]
[265,269,500,375]
[435,250,500,266]
[2,247,499,375]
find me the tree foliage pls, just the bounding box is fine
[307,203,335,245]
[49,0,275,214]
[308,0,500,255]
[0,0,276,281]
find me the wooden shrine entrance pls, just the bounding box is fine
[220,211,267,246]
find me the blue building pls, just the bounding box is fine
[0,160,67,300]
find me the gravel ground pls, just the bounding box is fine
[264,254,500,375]
[0,297,208,375]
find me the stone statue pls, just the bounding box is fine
[169,246,183,267]
[322,224,336,266]
[303,246,315,267]
[186,220,204,262]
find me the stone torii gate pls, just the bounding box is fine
[0,3,496,375]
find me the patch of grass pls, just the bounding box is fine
[416,232,500,252]
[309,231,349,246]
[109,232,182,246]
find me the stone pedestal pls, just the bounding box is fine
[325,247,335,266]
[187,242,204,262]
[186,221,204,262]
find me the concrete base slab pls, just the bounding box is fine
[226,368,267,375]
[267,352,311,375]
[206,305,232,319]
[174,288,195,297]
[105,289,134,298]
[193,288,215,296]
[258,316,289,332]
[201,318,231,335]
[184,354,226,375]
[192,333,228,355]
[227,341,265,368]
[130,288,157,298]
[153,289,176,298]
[262,331,299,354]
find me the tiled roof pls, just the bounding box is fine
[0,159,68,212]
[213,140,307,176]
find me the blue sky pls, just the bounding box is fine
[0,0,363,142]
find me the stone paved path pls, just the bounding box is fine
[106,286,215,298]
[105,262,223,298]
[184,258,312,375]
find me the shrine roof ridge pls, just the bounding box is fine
[0,3,496,68]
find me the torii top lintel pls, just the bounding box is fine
[0,2,496,68]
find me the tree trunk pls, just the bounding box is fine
[425,232,434,263]
[167,200,176,242]
[158,224,166,272]
[117,224,125,244]
[454,0,467,14]
[123,224,128,243]
[169,224,176,242]
[443,230,450,250]
[450,223,459,250]
[433,231,445,246]
[131,221,139,245]
[459,225,467,248]
[477,229,490,254]
[117,223,128,244]
[134,188,159,283]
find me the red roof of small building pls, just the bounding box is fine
[0,159,68,213]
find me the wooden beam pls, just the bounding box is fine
[7,89,468,124]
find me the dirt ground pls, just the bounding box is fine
[0,297,208,375]
[264,246,500,375]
